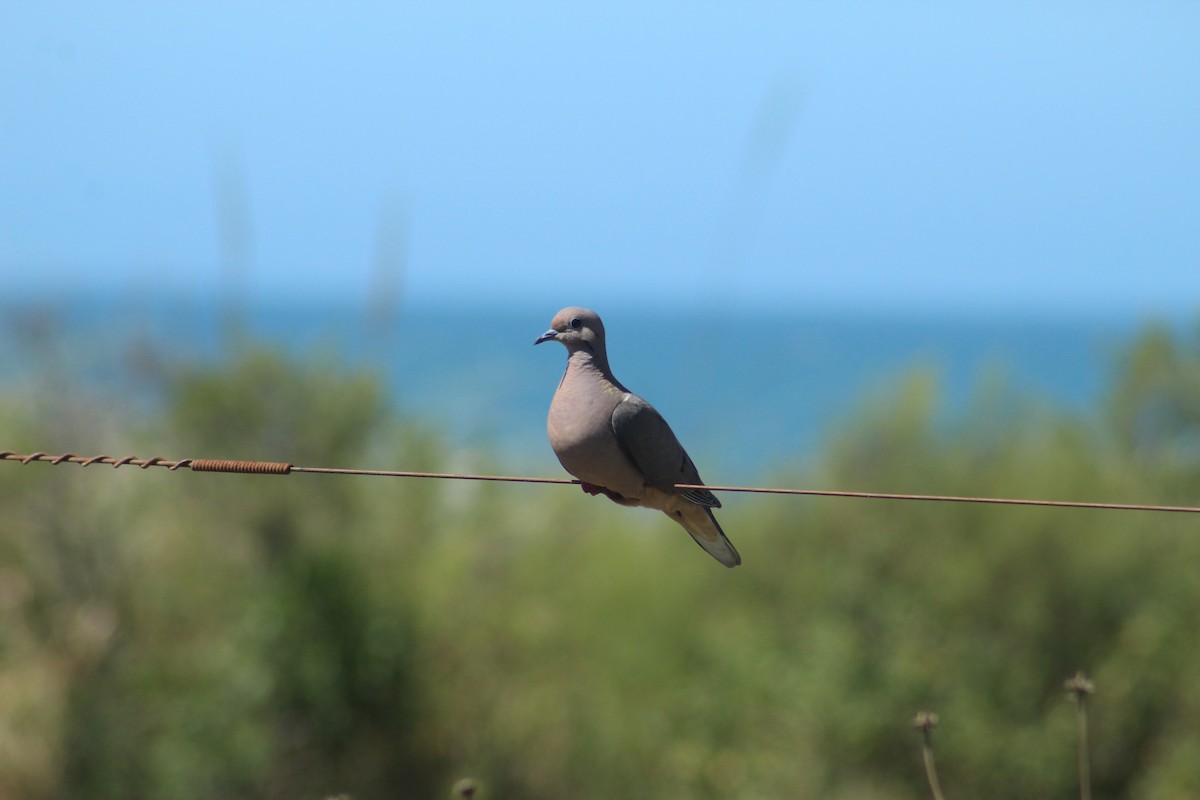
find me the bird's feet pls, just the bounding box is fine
[580,482,625,502]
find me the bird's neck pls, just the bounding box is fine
[567,347,616,383]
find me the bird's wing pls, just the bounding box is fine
[610,394,720,508]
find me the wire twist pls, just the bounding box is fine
[2,451,193,470]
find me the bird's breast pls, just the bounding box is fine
[546,380,643,496]
[546,383,619,457]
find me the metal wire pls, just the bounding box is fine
[3,449,1199,514]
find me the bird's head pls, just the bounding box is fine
[534,307,606,352]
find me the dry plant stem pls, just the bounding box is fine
[922,734,946,800]
[1065,671,1095,800]
[912,711,945,800]
[1075,692,1092,800]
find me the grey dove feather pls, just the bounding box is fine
[535,307,741,567]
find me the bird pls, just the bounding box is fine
[534,307,741,567]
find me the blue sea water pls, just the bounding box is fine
[1,295,1165,480]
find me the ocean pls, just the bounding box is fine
[2,295,1165,480]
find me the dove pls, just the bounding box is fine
[535,307,741,567]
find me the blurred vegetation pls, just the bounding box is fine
[3,315,1200,799]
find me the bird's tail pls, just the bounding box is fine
[670,502,741,568]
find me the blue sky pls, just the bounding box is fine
[3,2,1198,317]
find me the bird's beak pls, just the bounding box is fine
[534,329,559,345]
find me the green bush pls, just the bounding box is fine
[2,321,1200,798]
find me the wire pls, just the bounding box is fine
[3,449,1198,514]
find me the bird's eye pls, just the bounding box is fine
[569,318,582,330]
